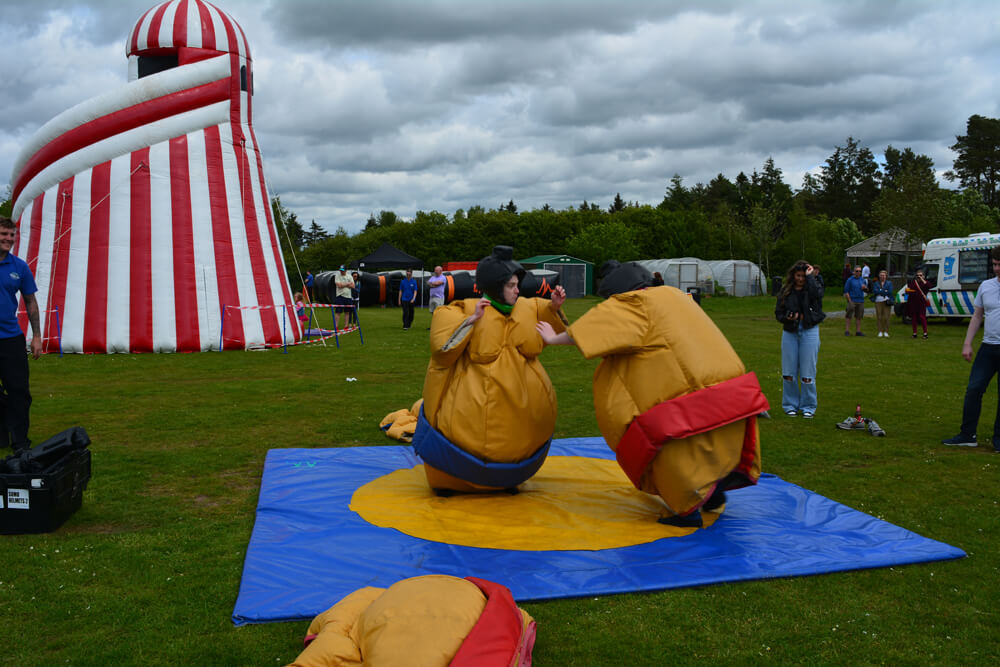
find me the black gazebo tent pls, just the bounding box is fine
[352,243,422,270]
[352,243,425,305]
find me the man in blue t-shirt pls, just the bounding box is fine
[0,217,42,453]
[843,265,867,336]
[398,269,418,330]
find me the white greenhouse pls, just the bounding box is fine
[635,258,715,296]
[706,260,765,296]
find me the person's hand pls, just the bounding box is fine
[550,285,566,310]
[469,297,489,324]
[805,264,814,276]
[29,337,42,359]
[963,342,974,362]
[536,321,557,343]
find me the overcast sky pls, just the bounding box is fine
[3,0,999,234]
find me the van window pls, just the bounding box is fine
[959,249,991,285]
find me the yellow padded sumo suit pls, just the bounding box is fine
[289,574,536,667]
[418,296,568,492]
[567,285,764,518]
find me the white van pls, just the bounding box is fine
[895,232,1000,320]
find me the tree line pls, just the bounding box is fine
[275,115,1000,286]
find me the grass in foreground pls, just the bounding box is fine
[1,296,998,665]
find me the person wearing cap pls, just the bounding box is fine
[536,260,766,527]
[412,246,568,494]
[334,266,355,330]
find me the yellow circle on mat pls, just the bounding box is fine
[350,455,719,551]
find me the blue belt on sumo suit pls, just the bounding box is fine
[412,406,552,489]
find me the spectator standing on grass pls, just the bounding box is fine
[399,269,418,330]
[349,272,361,325]
[775,261,825,418]
[907,270,931,339]
[942,246,1000,452]
[861,262,871,288]
[334,266,354,331]
[842,262,852,284]
[843,266,867,336]
[428,266,446,315]
[303,270,314,302]
[0,217,42,454]
[871,270,894,338]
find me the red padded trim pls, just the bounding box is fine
[616,372,769,488]
[451,577,525,667]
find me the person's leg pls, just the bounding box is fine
[798,326,820,414]
[855,303,863,334]
[960,344,1000,438]
[781,330,800,413]
[845,306,851,335]
[920,312,928,336]
[0,335,31,452]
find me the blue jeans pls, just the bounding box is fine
[960,343,1000,439]
[781,324,820,414]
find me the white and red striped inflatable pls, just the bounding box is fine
[9,0,299,353]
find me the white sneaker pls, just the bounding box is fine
[884,332,889,338]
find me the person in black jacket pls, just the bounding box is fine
[775,261,825,418]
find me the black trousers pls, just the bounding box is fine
[401,301,415,329]
[0,335,31,451]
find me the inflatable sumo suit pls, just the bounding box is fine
[289,575,536,667]
[413,246,568,492]
[568,261,768,521]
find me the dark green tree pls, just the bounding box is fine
[873,153,943,245]
[303,221,330,246]
[659,174,690,211]
[946,114,1000,208]
[608,193,626,214]
[818,137,881,233]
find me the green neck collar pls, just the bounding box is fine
[486,294,514,314]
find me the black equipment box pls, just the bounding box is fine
[0,428,91,535]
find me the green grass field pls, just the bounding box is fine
[2,296,997,665]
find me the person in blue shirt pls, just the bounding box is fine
[0,218,42,454]
[303,270,314,301]
[398,269,418,330]
[843,265,867,336]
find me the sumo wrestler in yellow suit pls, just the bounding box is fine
[412,246,568,493]
[538,261,768,526]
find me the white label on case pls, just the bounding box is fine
[7,489,29,510]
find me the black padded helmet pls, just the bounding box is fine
[597,260,652,298]
[476,245,525,304]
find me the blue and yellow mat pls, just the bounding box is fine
[232,438,965,625]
